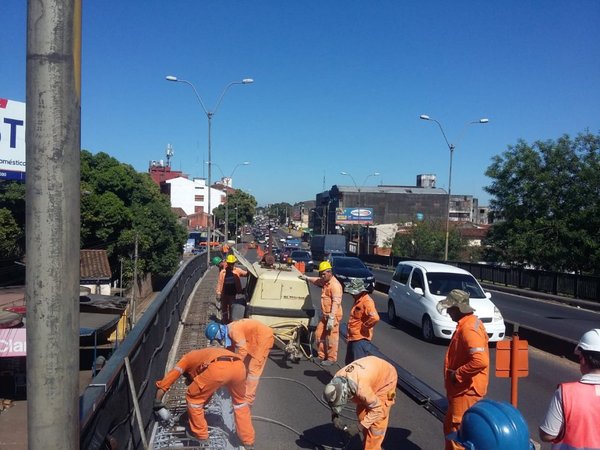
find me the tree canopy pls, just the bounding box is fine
[484,131,600,273]
[388,220,464,261]
[213,189,257,239]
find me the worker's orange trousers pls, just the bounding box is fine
[315,318,340,362]
[244,343,273,405]
[185,359,255,446]
[443,391,482,450]
[357,397,393,450]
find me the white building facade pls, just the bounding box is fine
[166,176,226,216]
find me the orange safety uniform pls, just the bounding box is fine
[216,266,248,323]
[312,275,343,362]
[346,291,381,364]
[334,356,397,450]
[227,318,275,405]
[347,292,380,342]
[443,314,489,450]
[155,347,255,446]
[551,381,600,449]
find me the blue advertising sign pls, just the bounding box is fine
[335,207,374,225]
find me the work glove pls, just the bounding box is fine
[326,315,335,331]
[298,275,308,281]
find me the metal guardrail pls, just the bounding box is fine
[79,255,207,450]
[363,255,600,303]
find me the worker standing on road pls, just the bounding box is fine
[323,355,397,450]
[437,289,489,450]
[154,347,255,449]
[216,254,248,323]
[205,319,274,405]
[300,260,343,366]
[344,278,381,364]
[539,328,600,449]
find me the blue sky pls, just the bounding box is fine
[3,1,599,207]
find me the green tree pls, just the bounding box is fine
[390,220,463,260]
[0,208,22,257]
[213,189,257,239]
[0,181,26,254]
[80,150,187,280]
[484,131,600,273]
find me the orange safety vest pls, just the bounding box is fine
[444,314,489,398]
[216,267,248,296]
[347,292,380,342]
[552,381,600,449]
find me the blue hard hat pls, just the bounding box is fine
[450,400,534,450]
[205,321,221,341]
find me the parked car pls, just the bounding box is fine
[290,250,314,272]
[387,261,506,343]
[329,256,375,293]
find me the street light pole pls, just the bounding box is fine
[340,171,380,256]
[166,75,253,267]
[420,114,489,261]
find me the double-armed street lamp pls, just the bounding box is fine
[340,171,380,256]
[166,75,253,267]
[419,114,489,261]
[210,161,250,241]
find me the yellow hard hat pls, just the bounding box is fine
[318,261,332,272]
[226,254,237,264]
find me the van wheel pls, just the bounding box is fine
[387,300,397,324]
[421,316,435,342]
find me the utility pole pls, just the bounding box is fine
[131,234,139,326]
[26,1,81,448]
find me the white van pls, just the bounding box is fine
[387,261,505,342]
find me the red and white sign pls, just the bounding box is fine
[0,98,26,180]
[0,328,27,357]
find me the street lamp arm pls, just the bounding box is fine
[213,79,253,116]
[167,77,210,117]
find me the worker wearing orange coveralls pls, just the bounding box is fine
[437,289,489,450]
[216,254,248,323]
[344,277,381,364]
[300,260,343,366]
[154,347,255,449]
[205,319,275,405]
[323,356,398,450]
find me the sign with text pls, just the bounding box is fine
[0,98,26,180]
[335,207,374,225]
[0,328,27,357]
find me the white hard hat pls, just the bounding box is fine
[575,329,600,354]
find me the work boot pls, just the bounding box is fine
[321,360,334,367]
[243,444,255,450]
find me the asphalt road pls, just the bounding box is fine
[240,248,584,449]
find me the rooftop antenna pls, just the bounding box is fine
[165,144,174,167]
[322,171,326,191]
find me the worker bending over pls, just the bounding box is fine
[205,319,274,405]
[215,254,248,323]
[323,356,397,450]
[300,261,343,366]
[154,347,255,449]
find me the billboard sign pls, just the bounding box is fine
[335,207,374,225]
[0,328,27,357]
[0,98,26,180]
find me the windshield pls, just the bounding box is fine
[291,251,309,258]
[426,272,485,298]
[332,258,366,269]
